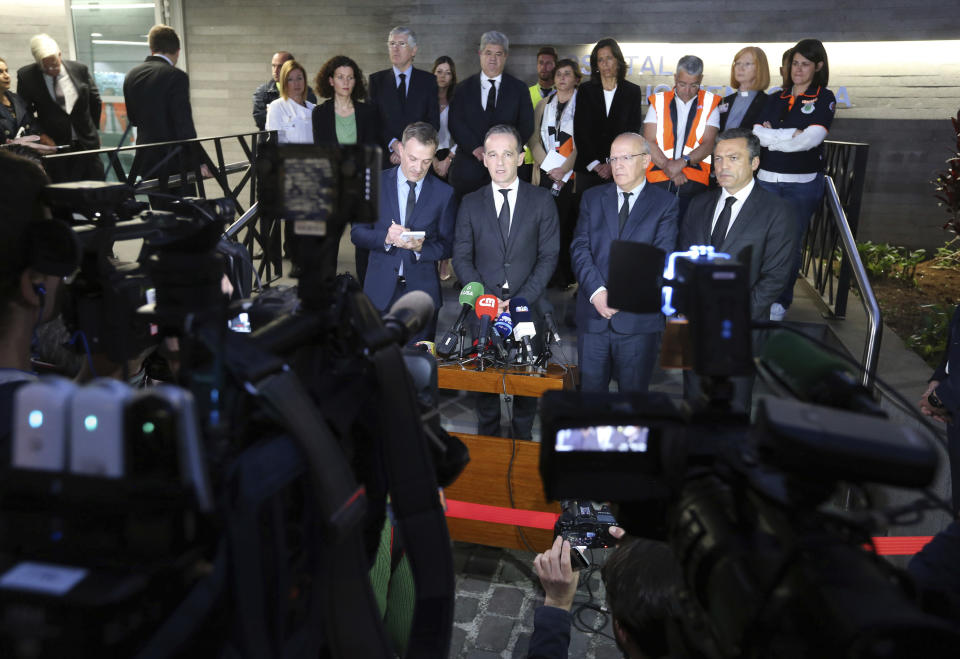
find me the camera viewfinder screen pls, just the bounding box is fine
[555,425,650,452]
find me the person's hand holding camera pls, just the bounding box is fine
[533,536,580,611]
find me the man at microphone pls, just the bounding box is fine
[352,122,458,342]
[570,132,678,393]
[452,124,559,438]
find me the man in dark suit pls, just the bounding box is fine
[367,27,439,168]
[252,51,316,131]
[16,34,103,182]
[123,24,201,208]
[680,127,797,411]
[351,122,457,342]
[448,31,534,198]
[919,305,960,513]
[452,124,559,438]
[571,132,678,393]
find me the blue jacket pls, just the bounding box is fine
[351,167,457,311]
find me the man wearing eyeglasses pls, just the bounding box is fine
[570,132,678,393]
[643,55,720,220]
[368,27,440,168]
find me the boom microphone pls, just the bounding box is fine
[436,281,484,358]
[509,297,536,363]
[758,330,886,417]
[383,290,435,345]
[474,294,500,352]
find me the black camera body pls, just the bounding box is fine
[554,500,618,549]
[538,243,960,657]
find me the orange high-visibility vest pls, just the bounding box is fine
[646,89,720,186]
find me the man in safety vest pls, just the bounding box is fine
[643,55,720,220]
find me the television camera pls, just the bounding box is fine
[539,241,960,658]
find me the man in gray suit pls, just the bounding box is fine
[452,124,559,438]
[679,127,797,411]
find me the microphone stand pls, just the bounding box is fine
[534,337,552,370]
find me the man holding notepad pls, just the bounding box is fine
[351,121,458,342]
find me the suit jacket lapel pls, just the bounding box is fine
[721,185,758,248]
[699,189,723,245]
[621,185,658,241]
[506,183,529,257]
[387,166,402,226]
[407,174,430,228]
[482,185,507,254]
[603,185,620,241]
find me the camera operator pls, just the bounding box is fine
[0,151,78,446]
[529,527,681,658]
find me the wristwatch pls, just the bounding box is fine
[682,155,691,164]
[928,390,944,409]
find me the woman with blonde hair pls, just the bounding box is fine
[718,46,770,130]
[265,59,316,144]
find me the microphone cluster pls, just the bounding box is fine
[435,282,556,368]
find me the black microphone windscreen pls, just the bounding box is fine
[387,290,435,336]
[608,240,665,314]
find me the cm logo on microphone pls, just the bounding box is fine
[477,297,497,310]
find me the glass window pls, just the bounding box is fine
[70,1,157,178]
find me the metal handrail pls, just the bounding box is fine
[823,175,882,388]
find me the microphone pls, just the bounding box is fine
[536,297,562,346]
[492,312,515,360]
[383,290,435,345]
[509,297,536,363]
[474,294,500,352]
[436,281,484,358]
[758,331,886,417]
[493,312,514,343]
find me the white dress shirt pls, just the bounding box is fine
[491,176,520,288]
[480,74,503,111]
[265,97,316,144]
[711,178,755,241]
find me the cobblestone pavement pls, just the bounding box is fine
[448,542,621,658]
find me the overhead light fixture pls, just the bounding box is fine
[72,3,156,9]
[90,32,103,37]
[91,40,150,46]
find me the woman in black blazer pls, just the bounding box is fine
[717,46,770,131]
[572,38,645,192]
[311,55,379,282]
[312,55,378,146]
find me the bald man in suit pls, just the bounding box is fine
[571,132,678,394]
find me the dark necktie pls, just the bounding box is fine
[397,72,407,108]
[498,188,511,241]
[405,180,417,225]
[711,196,737,248]
[53,76,66,111]
[618,191,632,236]
[486,78,497,113]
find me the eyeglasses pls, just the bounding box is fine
[606,153,648,164]
[675,81,700,91]
[387,41,410,49]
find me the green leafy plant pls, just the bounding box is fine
[907,303,953,367]
[856,241,927,286]
[933,108,960,236]
[933,237,960,270]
